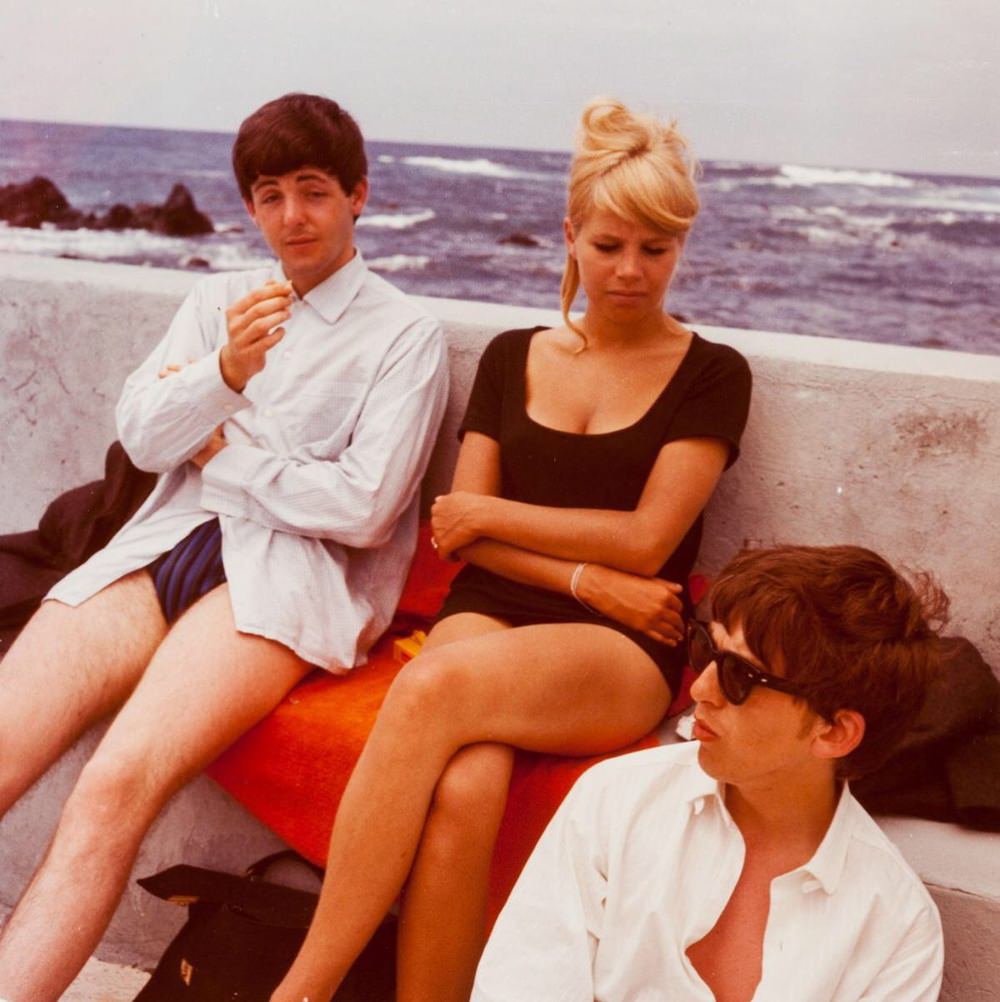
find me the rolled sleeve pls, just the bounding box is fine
[116,285,249,472]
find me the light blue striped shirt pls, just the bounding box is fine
[49,251,449,670]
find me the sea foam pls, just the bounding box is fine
[401,156,541,180]
[776,164,916,188]
[358,209,435,230]
[368,254,430,273]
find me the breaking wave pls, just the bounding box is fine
[400,156,542,180]
[368,254,430,272]
[776,164,916,188]
[358,209,435,230]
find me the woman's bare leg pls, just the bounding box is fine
[395,611,515,1002]
[271,622,671,1002]
[397,742,514,1002]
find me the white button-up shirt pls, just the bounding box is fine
[474,742,943,1002]
[49,252,449,670]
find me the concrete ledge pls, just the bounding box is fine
[2,253,999,992]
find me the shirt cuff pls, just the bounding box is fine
[187,347,250,424]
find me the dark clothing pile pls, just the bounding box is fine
[854,635,1000,829]
[0,441,156,653]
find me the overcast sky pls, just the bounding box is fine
[3,0,998,177]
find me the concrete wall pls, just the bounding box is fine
[4,252,1000,663]
[2,253,1000,985]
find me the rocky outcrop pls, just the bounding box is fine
[0,176,73,229]
[0,177,213,236]
[497,231,541,247]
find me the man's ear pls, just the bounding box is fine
[349,178,369,220]
[563,216,576,257]
[244,198,258,226]
[811,710,865,764]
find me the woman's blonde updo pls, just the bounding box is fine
[560,98,700,339]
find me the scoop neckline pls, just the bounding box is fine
[519,326,700,439]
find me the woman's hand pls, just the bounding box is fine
[431,491,492,560]
[576,563,684,646]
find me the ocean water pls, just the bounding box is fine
[1,118,997,354]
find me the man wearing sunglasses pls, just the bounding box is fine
[474,544,947,1002]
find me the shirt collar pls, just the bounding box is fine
[683,760,729,820]
[686,753,857,892]
[792,781,856,895]
[270,249,368,325]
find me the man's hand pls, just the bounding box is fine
[430,491,489,560]
[220,280,294,392]
[576,563,684,646]
[158,358,196,379]
[191,425,227,468]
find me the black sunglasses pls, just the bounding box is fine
[686,619,807,705]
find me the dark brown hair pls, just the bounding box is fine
[232,93,367,202]
[710,544,949,778]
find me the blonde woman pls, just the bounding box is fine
[273,98,752,1002]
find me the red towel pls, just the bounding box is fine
[207,525,691,922]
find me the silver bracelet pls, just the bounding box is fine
[570,562,599,614]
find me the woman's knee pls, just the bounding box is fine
[427,745,514,846]
[381,649,476,731]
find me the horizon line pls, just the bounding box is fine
[1,113,998,184]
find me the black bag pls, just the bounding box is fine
[133,851,395,1001]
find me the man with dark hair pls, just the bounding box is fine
[0,93,448,1000]
[473,545,947,1002]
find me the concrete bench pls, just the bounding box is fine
[2,254,998,996]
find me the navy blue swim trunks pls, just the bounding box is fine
[147,517,227,623]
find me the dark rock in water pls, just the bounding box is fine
[54,209,89,230]
[498,231,541,248]
[0,176,72,227]
[8,208,46,229]
[124,185,213,236]
[0,176,214,236]
[156,183,214,236]
[99,203,138,229]
[131,203,159,230]
[182,255,211,269]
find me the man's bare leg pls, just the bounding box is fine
[0,584,311,1002]
[0,570,167,816]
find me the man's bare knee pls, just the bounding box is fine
[62,746,164,839]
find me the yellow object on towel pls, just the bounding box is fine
[393,630,427,663]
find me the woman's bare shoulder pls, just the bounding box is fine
[530,324,585,357]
